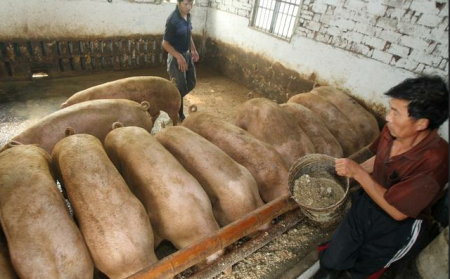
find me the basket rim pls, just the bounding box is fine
[288,154,350,211]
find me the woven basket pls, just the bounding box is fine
[288,154,349,223]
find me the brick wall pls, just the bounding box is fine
[211,0,448,77]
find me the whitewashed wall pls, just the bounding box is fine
[0,0,447,139]
[206,0,449,139]
[0,0,207,40]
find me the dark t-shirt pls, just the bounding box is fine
[163,6,192,53]
[369,125,449,218]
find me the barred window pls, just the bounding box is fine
[251,0,302,40]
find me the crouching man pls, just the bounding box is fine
[315,76,449,279]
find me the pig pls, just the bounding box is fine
[182,112,290,203]
[288,93,363,156]
[235,98,315,168]
[1,99,153,155]
[52,134,157,279]
[0,228,18,279]
[61,76,181,125]
[0,143,93,279]
[279,103,343,158]
[310,86,379,145]
[155,126,265,227]
[104,125,223,263]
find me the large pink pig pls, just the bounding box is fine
[0,144,93,279]
[104,126,223,263]
[155,126,265,227]
[0,229,18,279]
[61,76,181,124]
[1,99,153,155]
[288,93,363,156]
[280,103,343,158]
[310,86,380,146]
[52,134,157,279]
[182,112,290,203]
[235,98,315,168]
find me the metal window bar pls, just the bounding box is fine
[252,0,301,39]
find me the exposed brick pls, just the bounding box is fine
[438,58,448,70]
[325,26,341,36]
[345,0,367,11]
[421,65,447,76]
[433,43,449,57]
[312,2,328,14]
[334,18,356,30]
[410,0,441,15]
[367,1,387,16]
[237,9,250,17]
[295,27,315,37]
[350,42,372,56]
[426,41,438,54]
[386,43,410,57]
[341,31,364,43]
[349,10,379,25]
[376,16,399,30]
[429,23,448,42]
[417,13,444,27]
[362,36,386,49]
[372,49,393,63]
[401,9,420,23]
[397,21,431,38]
[390,57,419,71]
[315,32,333,43]
[415,63,426,73]
[399,35,429,50]
[332,36,349,48]
[382,0,412,9]
[306,21,322,31]
[302,10,315,16]
[354,22,376,36]
[385,7,407,19]
[378,29,402,42]
[313,14,322,21]
[438,3,448,16]
[301,14,314,21]
[410,49,443,66]
[320,14,333,24]
[325,5,336,15]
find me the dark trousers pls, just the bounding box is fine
[167,52,196,120]
[319,189,427,279]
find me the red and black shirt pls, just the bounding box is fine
[369,125,449,218]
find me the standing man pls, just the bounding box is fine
[314,76,449,279]
[162,0,199,123]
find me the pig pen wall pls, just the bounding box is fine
[0,0,448,140]
[0,0,208,80]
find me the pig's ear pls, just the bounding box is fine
[140,101,150,111]
[111,122,124,130]
[189,104,198,113]
[65,127,75,137]
[5,140,22,149]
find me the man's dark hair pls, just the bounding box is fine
[385,75,449,130]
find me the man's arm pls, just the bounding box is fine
[335,158,408,221]
[162,40,188,72]
[360,156,375,173]
[190,37,199,62]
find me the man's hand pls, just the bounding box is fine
[192,49,199,62]
[176,54,188,72]
[335,158,363,178]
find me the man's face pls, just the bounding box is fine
[385,98,424,139]
[178,0,193,16]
